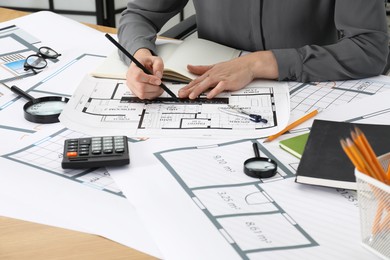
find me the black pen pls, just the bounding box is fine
[105,33,179,102]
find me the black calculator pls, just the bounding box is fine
[61,136,130,169]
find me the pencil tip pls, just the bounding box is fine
[354,126,362,134]
[263,139,269,143]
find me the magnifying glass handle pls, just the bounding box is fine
[252,142,260,158]
[10,85,35,102]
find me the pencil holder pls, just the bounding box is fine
[355,153,390,260]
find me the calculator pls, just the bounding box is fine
[61,136,130,169]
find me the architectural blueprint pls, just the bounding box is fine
[3,10,390,260]
[0,12,161,257]
[110,91,390,259]
[0,51,106,152]
[59,75,390,140]
[0,25,45,83]
[2,127,125,196]
[59,76,291,138]
[287,75,390,120]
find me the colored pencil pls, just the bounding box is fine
[263,109,318,143]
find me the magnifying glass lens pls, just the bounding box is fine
[26,100,67,116]
[245,160,276,171]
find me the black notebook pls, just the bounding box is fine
[295,120,390,190]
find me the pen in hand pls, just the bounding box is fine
[104,33,179,102]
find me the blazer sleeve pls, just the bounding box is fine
[272,0,389,82]
[117,0,189,65]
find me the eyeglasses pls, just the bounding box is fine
[24,46,61,74]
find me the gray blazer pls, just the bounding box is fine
[118,0,389,82]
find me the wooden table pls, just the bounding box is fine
[0,7,155,260]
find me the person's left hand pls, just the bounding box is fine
[178,51,279,99]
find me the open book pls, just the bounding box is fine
[91,37,241,83]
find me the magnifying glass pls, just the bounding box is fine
[10,85,69,124]
[243,142,278,178]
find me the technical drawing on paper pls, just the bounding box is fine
[345,106,390,124]
[59,76,290,138]
[155,139,316,259]
[1,128,125,197]
[0,53,106,139]
[288,76,390,115]
[0,25,60,83]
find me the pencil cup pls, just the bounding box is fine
[355,153,390,260]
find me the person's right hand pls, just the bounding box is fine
[126,48,164,99]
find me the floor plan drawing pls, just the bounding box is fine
[2,127,125,197]
[0,52,106,144]
[0,25,45,83]
[59,76,290,138]
[155,139,315,258]
[288,76,390,117]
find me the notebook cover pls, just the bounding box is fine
[295,120,390,190]
[279,132,310,159]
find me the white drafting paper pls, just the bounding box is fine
[0,127,161,258]
[0,11,112,55]
[0,50,109,149]
[109,137,377,260]
[0,26,51,83]
[315,89,390,124]
[0,13,111,147]
[59,75,291,138]
[287,75,390,121]
[0,12,161,257]
[108,90,390,259]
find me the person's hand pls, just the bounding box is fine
[126,48,164,99]
[178,51,279,99]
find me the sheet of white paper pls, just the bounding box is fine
[0,11,112,54]
[287,75,390,121]
[316,89,390,124]
[0,128,161,257]
[109,89,390,259]
[0,12,161,258]
[59,75,291,138]
[109,137,377,260]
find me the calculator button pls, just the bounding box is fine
[79,151,89,156]
[79,138,91,145]
[92,149,101,154]
[103,149,113,154]
[115,148,124,153]
[66,151,78,157]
